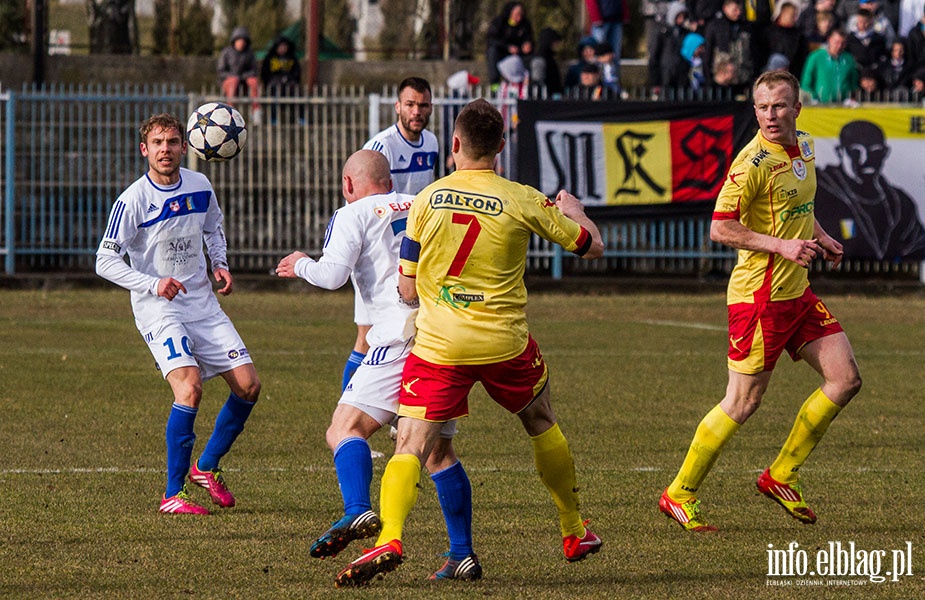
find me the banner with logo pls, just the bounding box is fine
[798,107,925,261]
[516,100,756,216]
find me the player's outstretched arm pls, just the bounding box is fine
[214,268,233,296]
[555,191,604,259]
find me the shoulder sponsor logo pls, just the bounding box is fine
[800,139,813,159]
[728,171,744,186]
[751,148,771,167]
[101,240,121,253]
[429,189,503,216]
[542,197,556,208]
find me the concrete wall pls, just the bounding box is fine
[0,54,647,92]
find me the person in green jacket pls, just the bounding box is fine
[800,28,859,103]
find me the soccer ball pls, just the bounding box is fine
[186,102,247,162]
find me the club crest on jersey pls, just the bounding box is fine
[170,200,180,212]
[792,159,807,180]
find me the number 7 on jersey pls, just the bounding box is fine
[447,213,481,277]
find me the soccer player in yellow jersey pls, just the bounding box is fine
[335,98,605,587]
[659,70,862,532]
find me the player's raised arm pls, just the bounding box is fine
[555,191,603,259]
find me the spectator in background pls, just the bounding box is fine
[261,35,301,124]
[879,39,916,89]
[585,0,630,82]
[689,0,724,27]
[710,51,741,93]
[486,2,535,87]
[649,2,694,96]
[846,1,896,47]
[744,0,776,71]
[800,0,841,50]
[847,8,889,69]
[911,65,925,99]
[703,0,755,90]
[595,42,621,93]
[765,0,809,76]
[564,36,599,89]
[681,32,707,89]
[571,62,608,99]
[217,27,261,123]
[530,27,565,97]
[906,7,925,66]
[856,66,884,95]
[801,28,860,102]
[261,35,300,97]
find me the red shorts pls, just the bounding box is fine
[397,336,549,422]
[727,287,843,374]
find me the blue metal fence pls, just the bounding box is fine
[0,84,916,280]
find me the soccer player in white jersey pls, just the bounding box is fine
[341,77,440,390]
[276,150,480,581]
[96,114,261,515]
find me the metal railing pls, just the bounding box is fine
[0,84,918,280]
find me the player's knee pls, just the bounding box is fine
[237,378,261,403]
[839,370,862,401]
[174,381,203,407]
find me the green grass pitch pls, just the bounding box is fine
[0,287,923,598]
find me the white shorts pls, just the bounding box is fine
[341,337,457,438]
[139,311,253,381]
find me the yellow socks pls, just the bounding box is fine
[667,404,740,502]
[375,454,421,546]
[531,423,584,538]
[770,388,841,484]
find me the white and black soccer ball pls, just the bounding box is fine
[186,102,247,162]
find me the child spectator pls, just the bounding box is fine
[595,42,621,93]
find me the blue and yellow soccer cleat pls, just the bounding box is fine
[334,540,403,587]
[310,510,382,559]
[659,489,718,532]
[430,553,483,581]
[757,469,817,524]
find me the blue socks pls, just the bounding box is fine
[197,393,256,472]
[342,351,365,391]
[431,461,474,560]
[165,403,197,497]
[334,437,374,515]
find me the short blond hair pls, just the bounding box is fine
[753,70,800,103]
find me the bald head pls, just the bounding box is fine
[342,149,393,202]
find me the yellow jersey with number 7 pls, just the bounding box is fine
[400,169,591,365]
